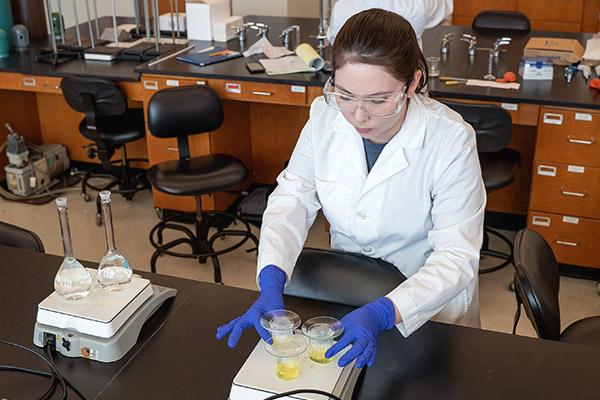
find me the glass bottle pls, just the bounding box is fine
[54,197,93,300]
[97,190,132,291]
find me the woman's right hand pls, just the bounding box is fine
[216,265,286,348]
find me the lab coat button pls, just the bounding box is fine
[362,246,373,254]
[357,211,368,220]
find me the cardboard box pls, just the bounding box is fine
[523,37,584,66]
[186,0,231,41]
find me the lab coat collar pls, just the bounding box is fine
[330,95,429,196]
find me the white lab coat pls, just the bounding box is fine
[327,0,454,48]
[257,94,486,337]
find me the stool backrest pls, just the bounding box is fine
[284,248,407,307]
[147,86,224,138]
[0,221,45,253]
[513,228,561,340]
[61,77,127,130]
[441,100,512,153]
[473,10,531,32]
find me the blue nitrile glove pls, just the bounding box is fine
[325,297,396,368]
[216,265,286,348]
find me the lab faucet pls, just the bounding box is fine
[280,25,300,50]
[440,33,453,54]
[493,37,512,58]
[460,34,478,56]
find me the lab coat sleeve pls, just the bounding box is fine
[327,0,454,45]
[386,125,485,337]
[256,109,322,285]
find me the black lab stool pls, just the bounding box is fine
[146,85,258,283]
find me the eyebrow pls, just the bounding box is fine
[335,83,398,97]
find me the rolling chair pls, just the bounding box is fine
[472,10,531,32]
[146,85,259,283]
[284,248,407,307]
[442,101,521,274]
[0,221,45,252]
[512,228,600,345]
[61,77,149,226]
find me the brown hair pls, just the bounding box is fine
[333,8,429,94]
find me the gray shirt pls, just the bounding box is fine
[363,138,387,172]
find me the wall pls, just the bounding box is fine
[47,0,329,31]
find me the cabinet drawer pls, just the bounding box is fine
[141,76,208,93]
[212,79,307,106]
[527,211,600,269]
[19,75,63,94]
[530,161,600,219]
[537,108,600,167]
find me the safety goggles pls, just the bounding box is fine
[322,76,406,119]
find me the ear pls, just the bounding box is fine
[407,70,423,99]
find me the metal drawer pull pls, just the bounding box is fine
[555,240,578,247]
[531,216,551,227]
[22,77,37,87]
[143,80,158,90]
[543,113,563,125]
[567,137,594,145]
[167,147,179,152]
[251,91,274,96]
[560,189,587,197]
[44,83,60,90]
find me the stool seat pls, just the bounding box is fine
[480,148,521,192]
[560,316,600,346]
[147,154,249,196]
[79,108,146,146]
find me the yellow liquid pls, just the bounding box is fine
[276,361,300,380]
[309,347,332,364]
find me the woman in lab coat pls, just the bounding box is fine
[217,9,485,369]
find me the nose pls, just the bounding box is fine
[352,106,370,124]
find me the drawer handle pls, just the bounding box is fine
[44,83,60,90]
[560,189,587,198]
[251,91,274,96]
[167,146,179,152]
[531,216,551,227]
[555,240,579,247]
[22,77,37,87]
[143,80,158,90]
[567,137,594,145]
[543,113,563,125]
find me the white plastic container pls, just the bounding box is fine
[186,0,231,41]
[212,16,243,42]
[519,57,554,80]
[159,13,187,33]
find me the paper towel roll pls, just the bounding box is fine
[295,43,324,71]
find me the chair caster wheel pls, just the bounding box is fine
[508,281,515,292]
[82,193,92,202]
[155,208,164,219]
[596,282,600,295]
[96,213,103,226]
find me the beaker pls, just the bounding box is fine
[260,310,301,346]
[54,197,93,300]
[302,316,344,364]
[97,191,132,291]
[265,335,307,380]
[427,56,441,78]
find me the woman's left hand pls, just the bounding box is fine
[325,297,396,368]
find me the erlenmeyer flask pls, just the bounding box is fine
[97,190,132,291]
[54,197,93,300]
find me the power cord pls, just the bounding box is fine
[263,389,343,400]
[0,338,89,400]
